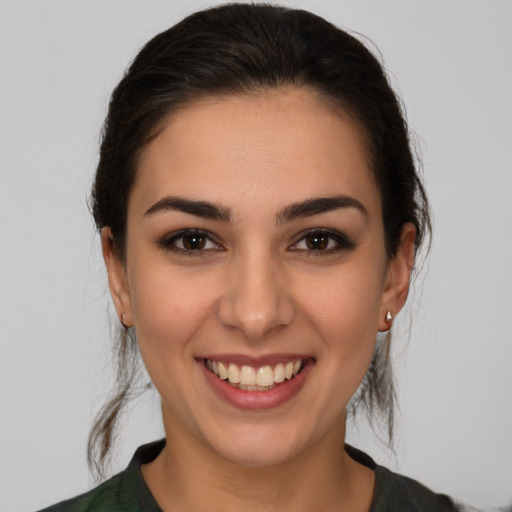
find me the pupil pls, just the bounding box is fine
[306,233,328,250]
[183,233,206,250]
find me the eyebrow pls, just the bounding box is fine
[144,197,232,222]
[276,196,368,225]
[144,195,367,224]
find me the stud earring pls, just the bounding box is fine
[385,310,393,323]
[121,313,127,326]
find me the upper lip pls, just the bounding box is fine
[198,353,314,366]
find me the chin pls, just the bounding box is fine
[216,440,299,468]
[202,421,315,468]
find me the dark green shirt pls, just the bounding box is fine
[39,440,458,511]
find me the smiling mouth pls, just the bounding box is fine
[204,358,306,391]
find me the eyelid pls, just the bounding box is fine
[157,228,354,256]
[158,229,224,254]
[289,228,356,253]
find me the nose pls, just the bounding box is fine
[217,250,295,341]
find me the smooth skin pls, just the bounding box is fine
[102,88,416,512]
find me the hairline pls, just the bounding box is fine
[130,84,378,208]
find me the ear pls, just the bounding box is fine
[378,222,416,332]
[101,227,133,327]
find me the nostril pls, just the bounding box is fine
[217,290,295,341]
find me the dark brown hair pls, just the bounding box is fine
[88,3,431,479]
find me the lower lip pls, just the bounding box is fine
[198,359,314,410]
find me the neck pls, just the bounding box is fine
[143,411,374,512]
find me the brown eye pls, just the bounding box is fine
[304,232,329,250]
[291,230,356,253]
[159,229,221,254]
[182,232,207,250]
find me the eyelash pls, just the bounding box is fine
[158,229,223,256]
[290,229,356,255]
[158,229,355,256]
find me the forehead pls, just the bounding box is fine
[132,88,380,220]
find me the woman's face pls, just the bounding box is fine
[104,88,413,467]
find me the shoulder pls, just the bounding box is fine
[345,445,459,512]
[37,440,165,512]
[373,465,459,512]
[37,472,126,512]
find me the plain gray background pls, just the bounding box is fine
[1,1,511,510]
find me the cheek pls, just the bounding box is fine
[128,262,220,359]
[127,265,223,416]
[296,260,384,389]
[300,263,383,338]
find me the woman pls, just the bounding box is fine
[38,3,466,511]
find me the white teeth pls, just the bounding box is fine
[235,384,274,391]
[227,363,240,383]
[240,365,256,386]
[256,365,274,387]
[274,363,285,383]
[284,362,294,380]
[218,362,228,380]
[205,358,306,390]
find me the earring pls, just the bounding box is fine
[121,313,127,326]
[385,310,393,323]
